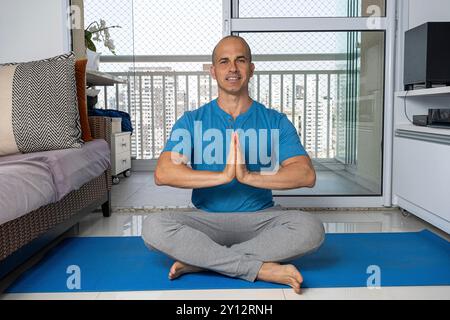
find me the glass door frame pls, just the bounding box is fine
[223,0,397,208]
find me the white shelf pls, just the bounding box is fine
[395,124,450,136]
[395,86,450,97]
[86,70,126,87]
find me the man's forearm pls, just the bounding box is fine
[242,163,315,190]
[155,163,229,189]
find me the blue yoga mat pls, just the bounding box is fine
[6,230,450,293]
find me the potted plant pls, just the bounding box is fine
[85,19,121,70]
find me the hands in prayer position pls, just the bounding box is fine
[222,132,251,184]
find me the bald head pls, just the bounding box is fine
[212,35,252,64]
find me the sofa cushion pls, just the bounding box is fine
[0,159,57,226]
[75,59,93,142]
[0,53,82,156]
[0,139,110,225]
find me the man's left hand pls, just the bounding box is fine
[235,132,251,184]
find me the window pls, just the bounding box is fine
[84,0,223,159]
[84,0,393,200]
[231,0,390,197]
[238,0,386,18]
[238,31,385,195]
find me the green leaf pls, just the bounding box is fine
[85,39,97,52]
[85,30,92,40]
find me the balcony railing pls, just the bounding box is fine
[93,56,349,161]
[95,69,347,161]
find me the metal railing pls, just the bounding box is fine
[93,53,351,160]
[95,69,347,160]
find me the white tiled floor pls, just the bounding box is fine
[111,172,192,209]
[110,171,376,210]
[2,172,450,300]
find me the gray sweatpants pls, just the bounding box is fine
[141,206,325,282]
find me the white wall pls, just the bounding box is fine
[0,0,71,63]
[408,0,450,28]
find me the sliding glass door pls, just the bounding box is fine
[237,31,385,196]
[229,0,394,204]
[84,0,396,205]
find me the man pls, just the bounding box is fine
[142,36,325,294]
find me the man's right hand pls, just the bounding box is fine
[155,132,239,189]
[222,132,236,183]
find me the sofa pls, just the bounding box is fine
[0,116,112,287]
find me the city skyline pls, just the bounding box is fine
[107,66,339,160]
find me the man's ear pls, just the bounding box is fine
[210,65,217,80]
[249,62,255,78]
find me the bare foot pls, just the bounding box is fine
[168,261,204,280]
[257,262,303,294]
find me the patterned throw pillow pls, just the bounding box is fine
[0,52,75,66]
[0,53,82,156]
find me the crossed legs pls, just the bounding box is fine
[141,208,325,294]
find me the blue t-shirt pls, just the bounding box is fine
[162,99,307,213]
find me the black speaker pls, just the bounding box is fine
[412,115,428,126]
[404,22,450,90]
[428,108,450,127]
